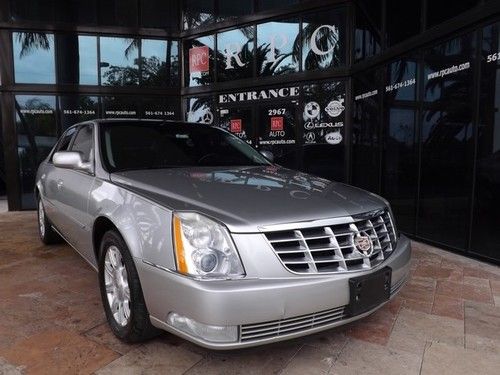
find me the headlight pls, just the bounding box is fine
[172,212,245,279]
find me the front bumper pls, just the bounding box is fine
[137,234,411,349]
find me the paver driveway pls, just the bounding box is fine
[0,211,499,374]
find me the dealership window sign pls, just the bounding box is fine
[189,46,209,73]
[218,24,338,71]
[219,87,299,103]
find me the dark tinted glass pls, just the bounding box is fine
[141,0,179,30]
[470,22,500,260]
[382,108,418,234]
[218,106,254,144]
[15,95,57,209]
[302,81,346,181]
[59,96,99,130]
[142,39,167,86]
[98,0,137,27]
[10,0,54,22]
[352,69,382,192]
[141,97,178,120]
[386,0,420,46]
[382,58,418,233]
[257,0,298,12]
[100,37,139,86]
[357,0,381,31]
[217,27,255,82]
[418,33,476,248]
[186,96,216,124]
[354,6,381,62]
[256,100,298,169]
[0,124,5,196]
[302,9,346,71]
[427,0,480,28]
[257,19,300,76]
[70,125,93,162]
[13,32,55,84]
[185,36,215,87]
[183,0,214,30]
[218,0,253,22]
[55,0,97,24]
[53,127,77,156]
[100,122,269,172]
[103,96,139,118]
[56,35,97,85]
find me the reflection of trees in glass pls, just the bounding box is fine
[299,23,341,70]
[15,32,51,57]
[423,37,475,149]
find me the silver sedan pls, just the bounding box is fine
[35,119,411,349]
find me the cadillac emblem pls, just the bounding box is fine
[354,232,373,256]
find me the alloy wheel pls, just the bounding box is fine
[104,245,131,327]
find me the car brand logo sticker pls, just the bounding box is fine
[325,100,345,117]
[305,132,316,143]
[354,232,373,256]
[325,131,342,144]
[304,121,315,130]
[304,102,320,119]
[201,109,214,124]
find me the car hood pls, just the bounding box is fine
[110,166,387,233]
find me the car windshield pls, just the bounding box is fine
[100,121,271,172]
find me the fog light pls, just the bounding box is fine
[167,312,238,343]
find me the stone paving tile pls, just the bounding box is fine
[84,323,139,356]
[398,276,436,304]
[464,301,500,355]
[431,295,464,320]
[421,342,500,375]
[345,297,402,345]
[0,329,119,374]
[0,357,24,375]
[387,308,464,355]
[297,329,348,354]
[185,341,301,375]
[96,341,203,375]
[402,299,433,314]
[281,345,337,375]
[330,339,422,375]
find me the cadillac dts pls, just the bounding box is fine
[35,119,411,349]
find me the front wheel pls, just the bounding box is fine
[37,197,62,245]
[98,230,159,343]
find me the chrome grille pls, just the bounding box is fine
[240,306,346,342]
[264,210,397,274]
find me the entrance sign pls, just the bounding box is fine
[219,87,299,103]
[189,46,209,73]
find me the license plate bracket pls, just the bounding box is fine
[347,266,392,316]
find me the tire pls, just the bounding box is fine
[98,230,160,343]
[37,197,62,245]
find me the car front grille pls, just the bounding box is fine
[240,306,347,342]
[264,209,397,274]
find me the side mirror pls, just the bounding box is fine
[53,151,93,173]
[260,150,274,163]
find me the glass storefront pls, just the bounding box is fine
[1,0,499,264]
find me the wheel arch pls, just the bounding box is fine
[92,216,120,262]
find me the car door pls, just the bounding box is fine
[52,124,96,262]
[43,127,78,227]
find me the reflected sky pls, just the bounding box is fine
[79,36,98,85]
[13,32,55,84]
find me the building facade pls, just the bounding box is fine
[0,0,499,264]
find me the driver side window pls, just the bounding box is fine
[70,124,94,163]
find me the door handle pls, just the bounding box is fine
[56,180,64,190]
